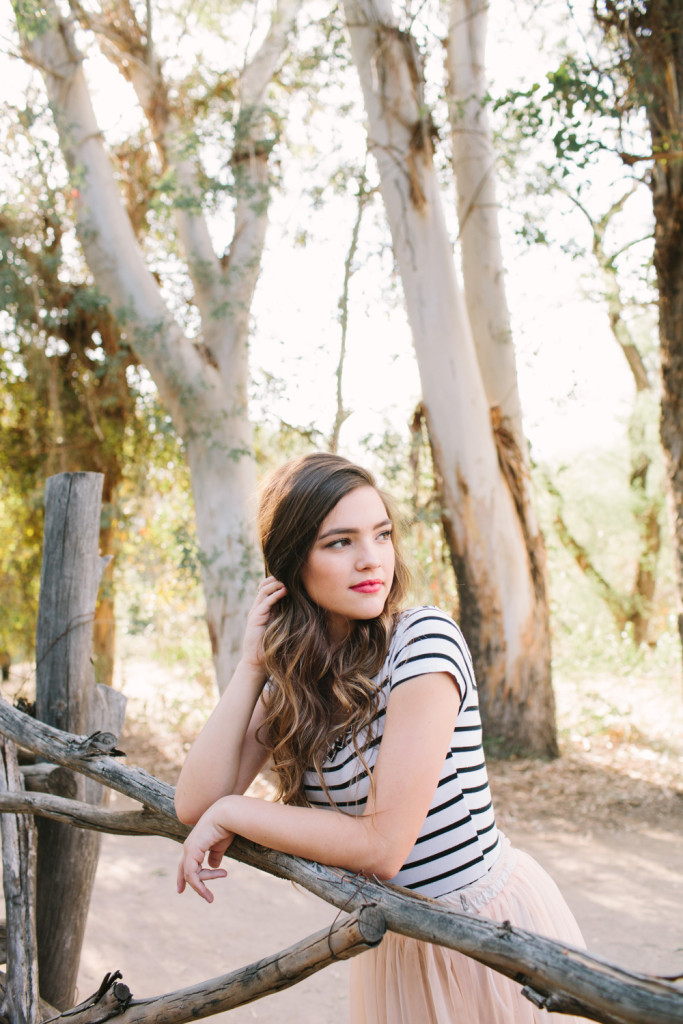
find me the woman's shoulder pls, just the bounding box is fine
[387,606,476,693]
[394,605,462,633]
[389,606,467,656]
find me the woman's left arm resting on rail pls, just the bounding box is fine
[177,670,461,902]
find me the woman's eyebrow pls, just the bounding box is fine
[318,518,392,541]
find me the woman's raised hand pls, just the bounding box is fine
[240,576,287,672]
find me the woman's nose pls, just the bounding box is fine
[356,542,381,568]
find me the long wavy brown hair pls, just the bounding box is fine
[256,452,410,807]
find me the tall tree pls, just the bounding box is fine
[490,10,674,650]
[445,0,527,454]
[592,0,683,659]
[9,0,300,690]
[343,0,557,754]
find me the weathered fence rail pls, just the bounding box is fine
[0,698,682,1024]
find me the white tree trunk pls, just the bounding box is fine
[343,0,556,752]
[16,0,297,689]
[445,0,526,451]
[445,0,549,668]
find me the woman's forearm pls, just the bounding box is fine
[174,661,267,823]
[203,794,401,881]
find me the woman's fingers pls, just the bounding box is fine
[249,578,286,623]
[177,807,235,902]
[207,845,229,868]
[177,855,228,903]
[256,577,287,605]
[242,578,287,667]
[257,575,281,592]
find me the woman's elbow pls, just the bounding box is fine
[174,789,201,826]
[359,832,408,881]
[367,852,405,881]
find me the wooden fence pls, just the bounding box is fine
[0,472,681,1024]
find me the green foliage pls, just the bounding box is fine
[533,442,677,677]
[0,479,42,663]
[10,0,57,41]
[0,92,199,671]
[494,43,648,174]
[544,56,621,164]
[114,438,210,675]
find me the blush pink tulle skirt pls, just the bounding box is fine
[349,835,590,1024]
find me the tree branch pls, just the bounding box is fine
[15,0,209,437]
[0,698,176,817]
[70,0,299,380]
[559,185,651,393]
[542,472,632,628]
[219,0,301,350]
[330,167,375,452]
[0,972,58,1024]
[0,791,184,842]
[69,0,223,331]
[63,906,384,1024]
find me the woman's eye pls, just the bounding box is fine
[327,537,349,549]
[378,530,393,542]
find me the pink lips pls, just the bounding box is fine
[351,580,383,593]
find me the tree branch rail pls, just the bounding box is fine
[0,697,681,1024]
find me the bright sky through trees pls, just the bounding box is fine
[0,0,647,462]
[241,0,648,461]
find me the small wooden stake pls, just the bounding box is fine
[0,738,40,1024]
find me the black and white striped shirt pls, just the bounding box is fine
[303,607,502,898]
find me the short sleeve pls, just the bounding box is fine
[388,607,476,704]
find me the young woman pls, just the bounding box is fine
[175,452,587,1024]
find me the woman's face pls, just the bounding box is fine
[301,485,395,642]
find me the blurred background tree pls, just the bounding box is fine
[492,0,681,658]
[8,0,300,693]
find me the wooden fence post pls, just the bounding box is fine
[34,472,125,1010]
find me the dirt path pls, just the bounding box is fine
[72,653,683,1021]
[79,799,351,1024]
